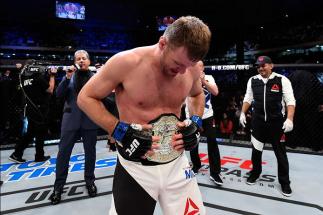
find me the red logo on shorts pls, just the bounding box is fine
[271,84,280,92]
[184,198,199,215]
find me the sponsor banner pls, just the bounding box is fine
[0,176,113,213]
[197,154,277,188]
[209,65,251,71]
[1,154,117,182]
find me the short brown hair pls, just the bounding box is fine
[163,16,211,61]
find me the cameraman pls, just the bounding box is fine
[9,62,56,163]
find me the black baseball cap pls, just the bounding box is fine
[255,56,272,65]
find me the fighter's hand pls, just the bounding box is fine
[200,72,207,85]
[173,115,202,151]
[142,136,160,159]
[200,72,205,80]
[171,127,184,152]
[282,119,293,133]
[112,122,159,162]
[239,112,246,127]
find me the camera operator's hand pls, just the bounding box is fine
[49,67,57,76]
[16,63,23,69]
[66,65,76,79]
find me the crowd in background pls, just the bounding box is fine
[0,25,133,51]
[1,12,323,151]
[1,62,322,151]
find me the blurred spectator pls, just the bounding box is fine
[1,24,133,51]
[163,16,175,26]
[319,105,323,112]
[0,69,14,143]
[219,112,233,137]
[287,70,323,150]
[226,95,238,120]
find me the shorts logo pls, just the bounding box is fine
[184,197,199,215]
[184,169,195,179]
[271,84,280,92]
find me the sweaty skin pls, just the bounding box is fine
[77,37,205,155]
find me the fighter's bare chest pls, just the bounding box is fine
[124,77,189,107]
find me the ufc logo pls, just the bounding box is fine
[23,79,33,86]
[126,139,140,156]
[30,67,39,72]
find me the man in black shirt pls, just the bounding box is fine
[9,63,56,163]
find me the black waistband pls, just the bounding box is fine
[140,156,180,166]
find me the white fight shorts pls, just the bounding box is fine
[109,153,205,215]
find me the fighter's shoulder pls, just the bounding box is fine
[109,48,143,68]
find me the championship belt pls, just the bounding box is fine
[146,113,182,163]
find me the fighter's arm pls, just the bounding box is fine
[173,71,204,152]
[78,52,159,161]
[186,77,205,118]
[77,52,129,134]
[187,61,206,116]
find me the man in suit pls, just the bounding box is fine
[50,50,98,205]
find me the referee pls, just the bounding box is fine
[240,56,296,197]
